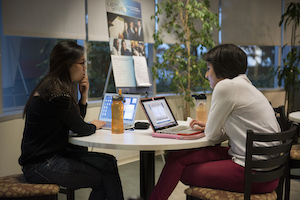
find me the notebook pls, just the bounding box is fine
[140,96,202,135]
[99,93,140,129]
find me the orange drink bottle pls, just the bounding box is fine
[195,94,208,123]
[111,89,124,134]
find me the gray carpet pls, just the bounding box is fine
[58,156,300,200]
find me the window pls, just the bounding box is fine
[0,38,119,112]
[155,44,280,94]
[155,43,209,93]
[240,45,278,88]
[0,37,152,114]
[0,0,155,116]
[1,0,296,116]
[1,37,58,112]
[153,0,288,94]
[86,41,115,99]
[0,0,87,115]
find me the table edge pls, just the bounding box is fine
[69,137,223,151]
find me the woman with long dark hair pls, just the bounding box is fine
[121,39,131,56]
[19,40,124,200]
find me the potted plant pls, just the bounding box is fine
[151,0,219,119]
[278,2,300,114]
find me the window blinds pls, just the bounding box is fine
[2,0,296,45]
[2,0,86,39]
[221,0,282,46]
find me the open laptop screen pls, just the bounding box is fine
[140,97,177,130]
[99,93,140,124]
[123,96,139,121]
[99,94,113,122]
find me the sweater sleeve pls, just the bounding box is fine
[78,100,87,118]
[204,80,236,141]
[49,95,96,136]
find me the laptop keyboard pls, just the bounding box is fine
[167,125,190,131]
[103,122,112,127]
[102,122,133,129]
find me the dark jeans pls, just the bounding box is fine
[22,150,124,200]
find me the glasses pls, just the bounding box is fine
[75,60,86,66]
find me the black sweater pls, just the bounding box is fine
[19,94,96,166]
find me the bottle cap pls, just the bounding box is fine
[192,94,206,100]
[113,89,124,101]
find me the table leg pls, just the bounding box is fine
[140,151,155,200]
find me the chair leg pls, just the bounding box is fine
[276,176,284,200]
[67,188,75,200]
[285,169,291,200]
[60,187,75,200]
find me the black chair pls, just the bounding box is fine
[184,126,297,200]
[273,105,289,132]
[284,125,300,200]
[272,106,300,200]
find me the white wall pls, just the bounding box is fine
[0,90,285,177]
[0,118,25,176]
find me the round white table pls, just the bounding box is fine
[289,111,300,143]
[69,121,225,199]
[289,111,300,123]
[69,127,218,151]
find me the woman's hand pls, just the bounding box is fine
[91,120,107,129]
[79,76,89,104]
[190,119,206,132]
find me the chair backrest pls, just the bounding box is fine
[244,126,297,200]
[273,105,289,131]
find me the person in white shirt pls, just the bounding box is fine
[149,44,281,200]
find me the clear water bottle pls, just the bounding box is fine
[195,94,208,122]
[111,89,124,134]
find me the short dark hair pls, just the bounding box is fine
[113,39,119,49]
[203,44,247,79]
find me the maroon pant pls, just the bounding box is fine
[149,146,278,200]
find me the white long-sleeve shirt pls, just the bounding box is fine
[205,74,280,166]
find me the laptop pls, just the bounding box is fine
[140,96,202,135]
[99,93,140,129]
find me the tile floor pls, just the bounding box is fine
[58,155,300,200]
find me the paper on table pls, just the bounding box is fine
[133,56,152,87]
[187,117,193,124]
